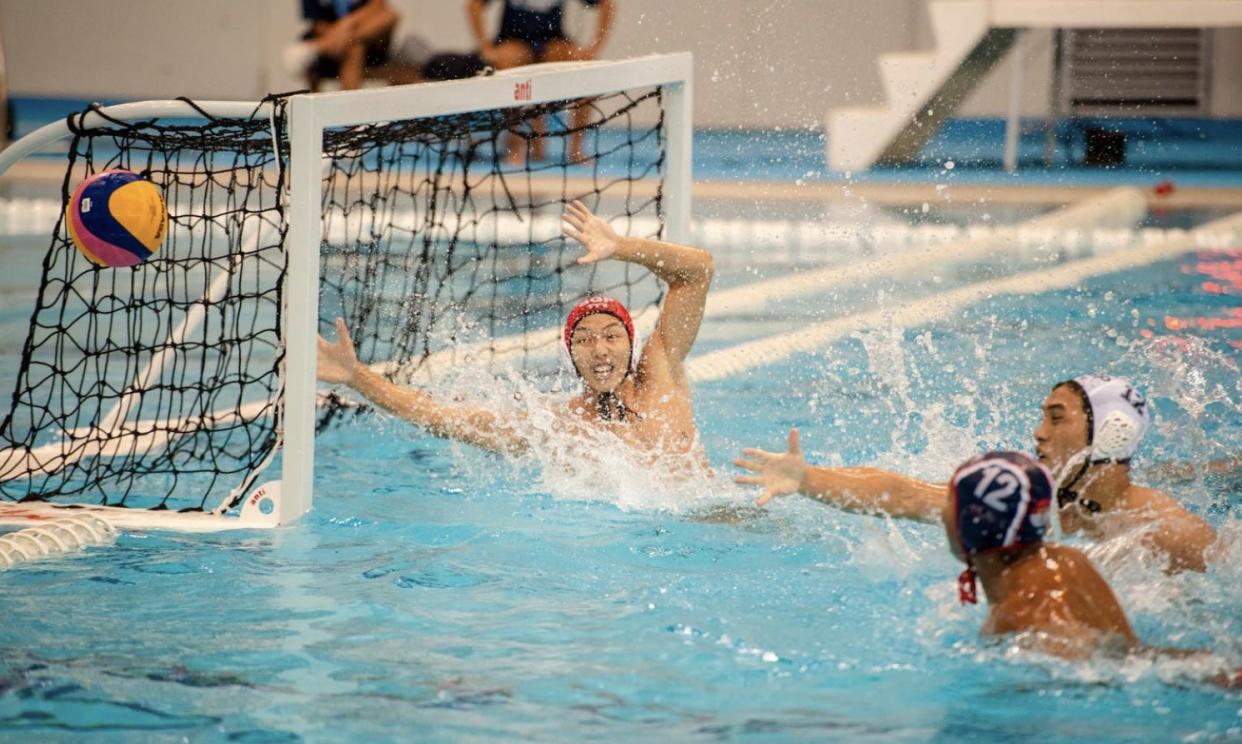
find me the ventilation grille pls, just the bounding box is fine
[1062,29,1210,115]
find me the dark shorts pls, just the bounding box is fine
[308,37,392,79]
[494,33,567,62]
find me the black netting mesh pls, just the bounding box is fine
[0,100,288,511]
[318,88,667,409]
[0,83,669,510]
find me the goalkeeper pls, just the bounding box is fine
[317,201,713,460]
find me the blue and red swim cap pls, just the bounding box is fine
[950,451,1053,604]
[950,451,1053,556]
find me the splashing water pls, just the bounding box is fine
[425,361,747,515]
[1117,335,1242,475]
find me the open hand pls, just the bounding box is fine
[734,428,807,506]
[317,318,361,385]
[562,199,622,265]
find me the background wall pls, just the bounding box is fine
[0,0,1238,129]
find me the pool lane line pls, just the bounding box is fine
[393,188,1145,380]
[6,160,1242,208]
[684,211,1242,383]
[699,187,1145,316]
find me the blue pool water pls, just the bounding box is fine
[1,204,1242,741]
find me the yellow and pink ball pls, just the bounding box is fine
[66,170,167,268]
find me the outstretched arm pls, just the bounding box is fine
[562,200,713,366]
[318,319,529,456]
[734,428,944,521]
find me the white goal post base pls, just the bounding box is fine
[0,480,284,533]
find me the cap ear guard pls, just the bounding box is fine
[1071,375,1151,464]
[1092,410,1144,463]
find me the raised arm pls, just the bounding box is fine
[562,200,713,365]
[734,428,945,521]
[318,319,528,456]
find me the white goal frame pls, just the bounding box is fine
[0,52,693,531]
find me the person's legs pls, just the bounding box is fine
[350,1,399,44]
[541,38,591,63]
[542,39,594,162]
[337,42,368,91]
[487,39,536,70]
[314,2,400,90]
[489,40,540,164]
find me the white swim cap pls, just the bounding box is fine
[1070,374,1150,463]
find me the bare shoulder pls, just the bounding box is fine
[1128,484,1216,572]
[634,334,684,393]
[1045,544,1103,573]
[1031,544,1098,577]
[1001,545,1132,638]
[1129,484,1184,513]
[984,594,1038,636]
[1130,484,1213,531]
[1008,544,1106,595]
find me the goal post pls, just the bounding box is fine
[0,52,694,532]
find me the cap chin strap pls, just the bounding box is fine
[958,562,978,605]
[595,390,629,421]
[1054,451,1102,515]
[563,352,633,421]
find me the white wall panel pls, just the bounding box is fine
[0,0,1237,128]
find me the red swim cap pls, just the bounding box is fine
[563,296,635,354]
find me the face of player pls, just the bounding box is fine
[569,314,632,394]
[1034,385,1092,481]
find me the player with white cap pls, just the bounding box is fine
[735,375,1217,573]
[939,450,1241,687]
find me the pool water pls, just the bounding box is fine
[1,215,1241,741]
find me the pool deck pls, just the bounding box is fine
[4,158,1240,210]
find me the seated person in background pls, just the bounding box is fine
[286,0,401,91]
[734,375,1217,573]
[943,451,1240,688]
[466,0,617,162]
[317,200,713,465]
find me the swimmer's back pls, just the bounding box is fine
[983,544,1138,654]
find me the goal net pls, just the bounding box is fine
[319,84,667,398]
[0,54,692,527]
[0,101,288,515]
